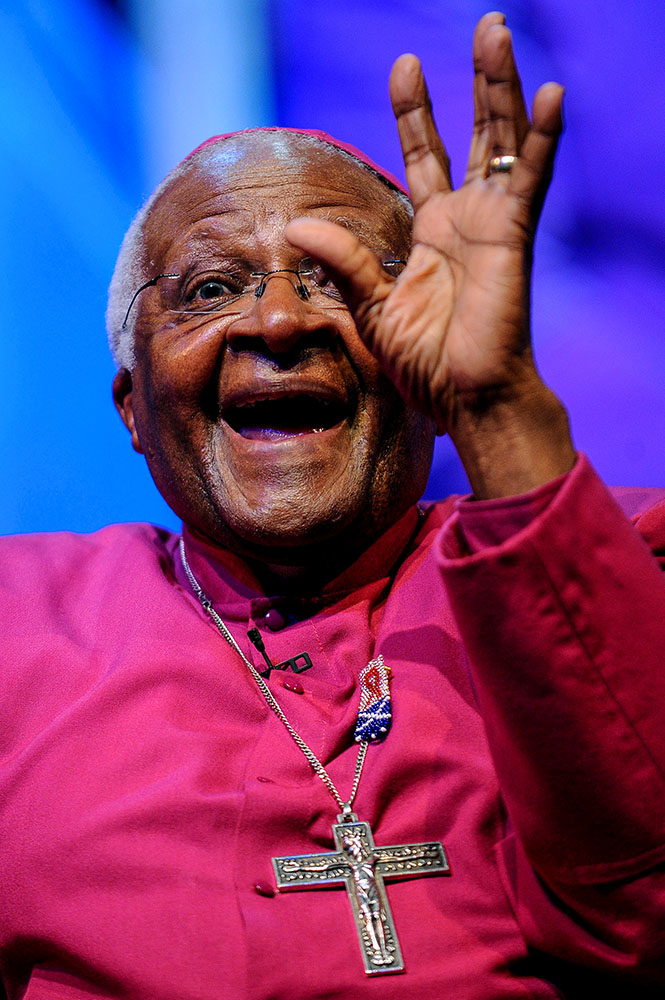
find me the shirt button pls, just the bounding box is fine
[264,608,286,631]
[254,881,276,898]
[284,679,304,694]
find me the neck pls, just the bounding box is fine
[245,553,352,597]
[183,505,423,600]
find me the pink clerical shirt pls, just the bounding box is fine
[2,456,665,999]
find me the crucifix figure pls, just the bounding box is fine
[272,812,450,975]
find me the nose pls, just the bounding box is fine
[225,273,338,356]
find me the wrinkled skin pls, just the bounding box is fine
[113,138,436,583]
[114,13,575,585]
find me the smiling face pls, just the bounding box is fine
[114,132,435,574]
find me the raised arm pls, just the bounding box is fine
[287,12,575,498]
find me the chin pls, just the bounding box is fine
[215,486,365,553]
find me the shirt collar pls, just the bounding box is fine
[176,506,423,622]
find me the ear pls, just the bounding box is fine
[112,368,144,455]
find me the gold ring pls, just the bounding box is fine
[488,154,517,174]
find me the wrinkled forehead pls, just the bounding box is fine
[142,132,411,266]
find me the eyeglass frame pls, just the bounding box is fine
[120,256,407,331]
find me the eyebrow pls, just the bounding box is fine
[163,230,253,264]
[317,213,391,247]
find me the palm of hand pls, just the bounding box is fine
[366,179,533,428]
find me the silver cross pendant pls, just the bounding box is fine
[272,812,450,975]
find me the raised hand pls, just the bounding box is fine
[287,13,575,497]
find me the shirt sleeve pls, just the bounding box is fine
[438,454,665,980]
[452,469,570,553]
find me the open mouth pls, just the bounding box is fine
[223,393,349,440]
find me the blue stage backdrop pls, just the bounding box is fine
[1,0,664,536]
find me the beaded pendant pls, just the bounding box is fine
[354,655,393,743]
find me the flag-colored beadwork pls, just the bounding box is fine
[354,655,393,743]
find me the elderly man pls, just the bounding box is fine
[2,13,665,999]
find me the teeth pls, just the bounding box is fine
[313,428,325,434]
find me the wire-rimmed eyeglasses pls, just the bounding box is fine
[121,255,407,330]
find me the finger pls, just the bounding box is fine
[509,82,564,219]
[468,12,506,178]
[389,53,453,210]
[285,217,391,317]
[468,22,530,180]
[485,25,530,154]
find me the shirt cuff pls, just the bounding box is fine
[451,458,578,554]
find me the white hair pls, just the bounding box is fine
[106,153,201,370]
[106,133,412,371]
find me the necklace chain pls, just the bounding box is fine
[178,538,369,813]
